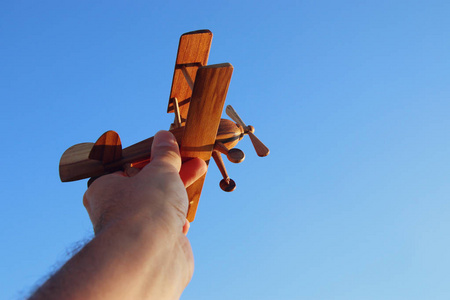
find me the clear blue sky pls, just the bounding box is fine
[2,1,450,299]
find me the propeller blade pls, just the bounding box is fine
[226,105,246,127]
[248,131,270,157]
[226,105,270,157]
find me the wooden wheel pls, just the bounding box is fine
[220,178,236,192]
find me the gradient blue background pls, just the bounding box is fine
[2,1,450,299]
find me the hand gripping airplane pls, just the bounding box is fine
[59,30,269,222]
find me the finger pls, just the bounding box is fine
[82,192,90,212]
[179,158,207,187]
[182,219,190,235]
[124,164,140,177]
[142,131,181,174]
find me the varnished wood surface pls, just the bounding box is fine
[167,30,212,121]
[248,131,270,157]
[88,130,122,164]
[214,119,244,150]
[226,105,270,157]
[60,143,103,182]
[59,118,245,183]
[59,30,263,223]
[180,63,233,222]
[60,127,184,182]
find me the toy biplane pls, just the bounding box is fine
[59,30,269,221]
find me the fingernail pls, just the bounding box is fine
[154,131,177,147]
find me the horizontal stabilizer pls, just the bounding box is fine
[59,143,104,182]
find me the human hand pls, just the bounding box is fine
[29,130,206,300]
[82,130,207,298]
[83,130,207,235]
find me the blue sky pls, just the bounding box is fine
[2,1,450,299]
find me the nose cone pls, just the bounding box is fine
[217,118,244,149]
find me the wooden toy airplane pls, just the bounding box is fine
[59,30,269,221]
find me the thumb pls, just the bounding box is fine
[143,130,182,174]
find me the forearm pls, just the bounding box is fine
[30,132,202,299]
[29,216,192,300]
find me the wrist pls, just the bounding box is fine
[89,212,192,299]
[94,202,183,239]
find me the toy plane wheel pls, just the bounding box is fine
[220,178,236,192]
[227,148,245,163]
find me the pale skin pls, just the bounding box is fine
[29,130,207,300]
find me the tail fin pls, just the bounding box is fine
[59,131,123,182]
[89,131,122,164]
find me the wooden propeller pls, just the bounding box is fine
[225,105,270,157]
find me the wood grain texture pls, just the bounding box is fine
[167,30,213,121]
[60,143,103,182]
[212,150,229,180]
[226,105,270,157]
[248,131,270,157]
[59,118,246,183]
[88,130,122,164]
[59,127,185,182]
[215,119,244,150]
[180,63,233,222]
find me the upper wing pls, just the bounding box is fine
[180,63,234,222]
[167,30,213,123]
